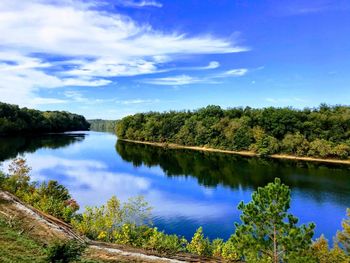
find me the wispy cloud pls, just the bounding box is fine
[141,68,248,86]
[142,75,201,86]
[0,0,247,106]
[114,0,163,8]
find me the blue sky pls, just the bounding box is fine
[0,0,349,119]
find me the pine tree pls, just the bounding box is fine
[230,178,315,262]
[337,208,350,255]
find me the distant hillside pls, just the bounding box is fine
[88,119,118,132]
[0,102,90,135]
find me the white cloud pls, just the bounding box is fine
[224,68,248,76]
[142,68,248,86]
[0,0,247,106]
[142,75,201,86]
[115,0,163,8]
[205,61,220,69]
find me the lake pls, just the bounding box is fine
[0,131,349,241]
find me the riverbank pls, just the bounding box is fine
[120,139,350,165]
[0,190,218,263]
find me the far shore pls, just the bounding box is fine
[120,139,350,165]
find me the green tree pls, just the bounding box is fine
[337,209,350,255]
[230,178,315,262]
[282,132,310,156]
[312,235,349,263]
[186,227,212,256]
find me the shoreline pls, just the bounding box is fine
[120,139,350,165]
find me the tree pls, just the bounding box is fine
[312,235,348,263]
[5,158,32,196]
[187,227,212,256]
[337,209,350,255]
[230,178,315,262]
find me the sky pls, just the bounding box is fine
[0,0,350,119]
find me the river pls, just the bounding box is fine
[0,131,349,241]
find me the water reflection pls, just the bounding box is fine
[0,133,86,161]
[116,140,350,206]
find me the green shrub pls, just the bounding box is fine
[282,132,310,156]
[1,158,79,223]
[71,196,152,242]
[332,144,350,159]
[186,227,212,256]
[45,240,86,263]
[221,239,239,260]
[211,238,224,257]
[308,139,333,158]
[114,223,152,247]
[144,227,187,255]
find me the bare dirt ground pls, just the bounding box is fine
[0,190,224,262]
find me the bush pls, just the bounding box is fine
[282,132,310,156]
[45,240,86,263]
[71,196,152,242]
[1,158,79,222]
[186,227,212,256]
[332,144,350,159]
[211,238,224,257]
[221,239,239,260]
[250,135,280,156]
[308,139,333,158]
[145,227,187,255]
[114,223,152,247]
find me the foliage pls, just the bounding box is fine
[186,227,212,256]
[0,158,79,222]
[88,119,118,133]
[116,104,350,159]
[71,195,152,241]
[229,178,315,262]
[337,208,350,255]
[2,159,349,261]
[311,235,349,263]
[144,227,188,255]
[211,238,224,257]
[45,240,86,263]
[0,101,90,135]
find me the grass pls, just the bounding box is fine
[0,218,136,263]
[0,218,46,263]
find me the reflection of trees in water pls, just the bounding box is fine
[0,133,86,161]
[116,140,350,204]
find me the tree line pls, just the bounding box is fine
[88,119,118,132]
[1,159,349,262]
[0,101,90,135]
[116,104,350,159]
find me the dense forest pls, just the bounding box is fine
[88,119,118,132]
[0,102,90,135]
[116,104,350,159]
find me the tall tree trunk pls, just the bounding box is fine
[273,224,278,263]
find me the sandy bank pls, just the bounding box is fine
[120,139,350,165]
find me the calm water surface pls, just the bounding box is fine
[1,131,349,241]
